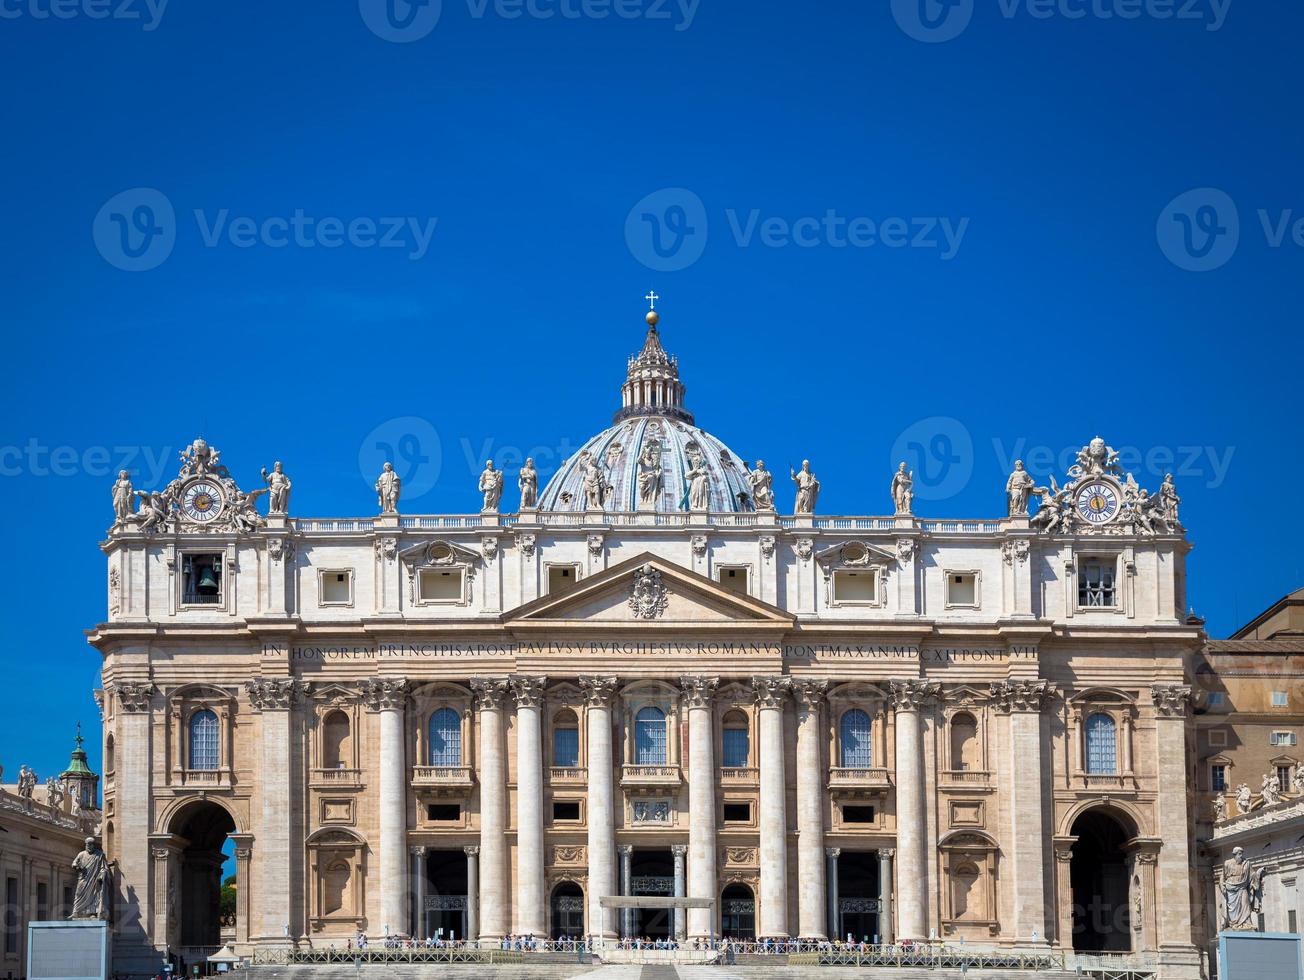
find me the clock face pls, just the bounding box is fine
[1075,481,1119,525]
[181,481,224,523]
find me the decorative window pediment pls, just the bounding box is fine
[400,540,479,606]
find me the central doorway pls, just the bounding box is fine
[629,849,674,939]
[171,801,236,952]
[550,882,584,939]
[1070,809,1133,952]
[721,883,755,939]
[423,848,469,942]
[836,851,881,942]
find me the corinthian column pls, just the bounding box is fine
[364,677,409,939]
[680,675,719,940]
[580,675,619,941]
[889,679,938,942]
[247,677,305,942]
[1151,684,1196,950]
[471,678,510,941]
[753,675,792,938]
[992,679,1054,944]
[792,679,829,938]
[511,675,547,937]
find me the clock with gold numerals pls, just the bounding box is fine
[1075,480,1120,526]
[180,480,225,524]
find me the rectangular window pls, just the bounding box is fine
[1273,691,1290,707]
[718,567,749,595]
[833,570,876,604]
[1078,559,1116,608]
[1208,729,1228,747]
[1289,909,1298,934]
[722,802,751,823]
[547,565,579,594]
[36,882,48,922]
[5,876,16,953]
[1279,766,1293,793]
[1208,692,1225,707]
[426,804,461,822]
[1211,765,1227,792]
[553,727,579,768]
[842,805,875,824]
[321,570,352,605]
[946,573,978,607]
[552,801,581,822]
[181,553,223,605]
[1271,732,1298,747]
[722,728,749,768]
[418,568,463,602]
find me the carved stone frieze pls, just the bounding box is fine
[481,536,499,560]
[587,533,604,558]
[1001,539,1030,565]
[267,537,295,565]
[374,536,398,564]
[759,535,775,561]
[552,845,586,865]
[517,532,537,558]
[691,534,707,558]
[725,846,757,866]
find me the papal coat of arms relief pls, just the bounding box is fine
[628,564,669,620]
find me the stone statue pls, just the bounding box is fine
[636,443,663,508]
[133,490,170,532]
[1293,766,1304,796]
[1219,846,1264,931]
[478,460,504,513]
[260,461,292,515]
[1030,478,1069,535]
[111,471,135,523]
[517,458,538,509]
[1236,783,1252,815]
[891,462,914,515]
[581,452,606,510]
[790,460,820,514]
[1211,794,1227,822]
[376,462,401,514]
[70,838,110,920]
[45,777,64,811]
[1005,461,1036,517]
[1159,473,1181,527]
[1071,436,1121,478]
[686,459,710,511]
[17,765,35,799]
[748,460,775,511]
[1261,772,1282,807]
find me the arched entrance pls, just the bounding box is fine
[720,884,755,940]
[1069,809,1133,952]
[550,882,584,939]
[168,801,236,953]
[423,849,470,941]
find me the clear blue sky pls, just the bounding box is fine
[2,0,1301,780]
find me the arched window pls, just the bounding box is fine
[950,712,979,771]
[635,706,667,765]
[323,711,351,769]
[428,708,462,767]
[553,709,580,768]
[188,709,219,770]
[722,711,750,768]
[1085,713,1118,775]
[105,735,115,774]
[840,709,872,768]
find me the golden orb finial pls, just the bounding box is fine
[646,309,660,327]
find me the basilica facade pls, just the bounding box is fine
[90,308,1203,978]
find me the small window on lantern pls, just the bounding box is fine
[182,554,223,605]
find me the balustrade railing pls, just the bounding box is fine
[549,766,587,782]
[312,767,362,784]
[719,766,759,783]
[828,767,891,787]
[412,765,475,785]
[291,513,1005,533]
[621,764,682,785]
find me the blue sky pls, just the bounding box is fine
[2,0,1301,780]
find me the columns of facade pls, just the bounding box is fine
[411,846,428,940]
[149,837,182,950]
[1052,840,1075,946]
[877,848,894,944]
[229,835,253,945]
[754,675,792,938]
[994,679,1053,944]
[511,675,548,937]
[368,677,410,939]
[672,844,688,941]
[618,845,634,939]
[464,845,481,942]
[792,679,829,938]
[681,675,719,940]
[248,676,304,942]
[826,848,840,940]
[1151,685,1197,952]
[472,678,510,941]
[111,682,154,962]
[580,676,619,940]
[889,679,938,942]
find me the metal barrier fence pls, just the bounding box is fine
[285,948,526,964]
[788,945,1066,970]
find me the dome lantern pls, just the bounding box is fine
[614,295,693,425]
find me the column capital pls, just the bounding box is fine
[362,677,408,712]
[579,675,619,708]
[887,679,940,712]
[463,845,480,857]
[113,681,155,713]
[751,675,792,709]
[1150,683,1192,717]
[825,847,841,859]
[617,844,634,856]
[679,675,719,709]
[989,679,1055,714]
[510,675,548,709]
[671,844,688,858]
[246,677,307,711]
[878,848,895,860]
[409,845,427,856]
[470,677,511,711]
[791,678,829,711]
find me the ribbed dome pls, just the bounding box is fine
[538,416,754,513]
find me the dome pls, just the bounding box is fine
[537,306,756,513]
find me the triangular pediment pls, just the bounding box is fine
[504,553,794,628]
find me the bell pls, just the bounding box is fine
[196,565,220,594]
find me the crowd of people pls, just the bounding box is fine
[336,931,922,956]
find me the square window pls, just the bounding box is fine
[1211,765,1227,792]
[1273,691,1289,708]
[182,553,223,605]
[946,572,978,608]
[842,805,875,824]
[1208,729,1228,747]
[552,800,581,822]
[718,567,749,595]
[1208,692,1225,707]
[426,803,460,822]
[722,802,751,823]
[1078,559,1116,608]
[833,570,877,604]
[418,568,463,602]
[547,565,580,595]
[321,570,352,605]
